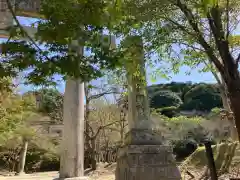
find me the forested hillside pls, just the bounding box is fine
[34,82,222,122]
[148,82,222,117]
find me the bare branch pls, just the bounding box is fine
[91,119,126,140]
[175,41,204,52]
[161,17,194,36]
[85,120,94,135]
[88,90,120,101]
[107,122,128,132]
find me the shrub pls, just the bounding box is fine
[25,149,59,173]
[172,139,198,161]
[38,153,60,172]
[150,90,183,109]
[159,106,180,118]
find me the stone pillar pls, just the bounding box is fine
[59,44,87,180]
[59,78,87,180]
[115,36,181,180]
[0,0,13,30]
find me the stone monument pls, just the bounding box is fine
[115,36,182,180]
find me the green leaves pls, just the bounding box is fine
[0,0,126,85]
[35,88,63,123]
[228,35,240,47]
[0,88,37,145]
[121,0,239,85]
[202,0,218,10]
[150,90,183,109]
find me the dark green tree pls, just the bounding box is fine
[182,84,222,111]
[148,82,194,101]
[150,90,183,109]
[37,88,63,124]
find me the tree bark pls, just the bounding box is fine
[219,83,238,141]
[227,78,240,141]
[219,85,230,111]
[17,139,28,175]
[119,109,126,145]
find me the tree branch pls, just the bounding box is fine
[85,120,94,136]
[207,7,230,61]
[161,16,194,36]
[107,122,128,132]
[88,90,120,101]
[6,0,51,61]
[206,4,237,76]
[91,119,125,140]
[203,59,222,85]
[176,41,204,52]
[226,0,230,38]
[175,0,224,74]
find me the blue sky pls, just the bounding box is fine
[1,16,218,93]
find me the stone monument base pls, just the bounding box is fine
[115,145,181,180]
[124,128,164,145]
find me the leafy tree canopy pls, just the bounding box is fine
[0,84,37,145]
[37,88,63,124]
[181,83,222,111]
[0,0,124,86]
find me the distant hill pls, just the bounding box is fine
[148,82,222,117]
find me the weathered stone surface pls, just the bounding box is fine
[0,0,13,30]
[117,36,181,180]
[115,145,181,180]
[124,129,164,145]
[60,79,85,179]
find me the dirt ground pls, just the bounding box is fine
[86,163,115,180]
[1,163,240,180]
[0,163,115,180]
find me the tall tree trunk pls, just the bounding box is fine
[17,139,28,175]
[227,78,240,141]
[219,85,230,111]
[219,83,238,141]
